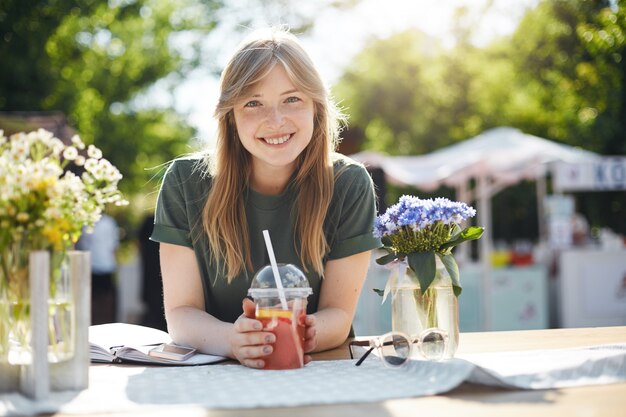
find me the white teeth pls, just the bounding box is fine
[263,134,291,145]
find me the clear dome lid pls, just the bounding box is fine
[248,263,312,299]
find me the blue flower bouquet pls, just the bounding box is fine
[374,195,484,297]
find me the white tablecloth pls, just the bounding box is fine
[2,344,625,416]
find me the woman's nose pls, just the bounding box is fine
[265,106,285,127]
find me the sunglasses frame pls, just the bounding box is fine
[348,328,448,367]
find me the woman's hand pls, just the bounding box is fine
[229,298,275,369]
[302,314,317,364]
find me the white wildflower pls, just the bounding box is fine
[75,155,86,166]
[63,146,78,160]
[82,172,94,184]
[1,128,126,254]
[87,144,102,159]
[10,138,29,162]
[50,138,65,156]
[71,134,86,150]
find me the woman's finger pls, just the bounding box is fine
[303,337,317,353]
[242,298,256,318]
[242,358,265,369]
[304,324,316,340]
[233,316,263,333]
[302,316,317,353]
[239,344,273,360]
[232,328,276,347]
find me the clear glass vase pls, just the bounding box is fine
[391,256,459,359]
[0,246,75,365]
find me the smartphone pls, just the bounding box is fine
[148,343,196,361]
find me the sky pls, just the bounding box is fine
[141,0,539,145]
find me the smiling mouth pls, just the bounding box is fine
[261,133,292,145]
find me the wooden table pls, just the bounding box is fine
[49,326,626,417]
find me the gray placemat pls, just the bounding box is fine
[2,343,626,416]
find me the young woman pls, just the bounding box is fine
[151,27,381,369]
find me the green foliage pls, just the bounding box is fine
[439,226,485,251]
[376,224,483,298]
[439,253,461,297]
[335,0,626,238]
[0,0,216,198]
[1,0,362,254]
[407,251,436,294]
[335,30,443,155]
[506,0,624,153]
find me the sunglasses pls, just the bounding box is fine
[348,328,449,367]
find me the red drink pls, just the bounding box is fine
[248,263,312,369]
[256,307,305,370]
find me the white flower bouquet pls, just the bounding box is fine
[0,128,127,363]
[0,128,127,255]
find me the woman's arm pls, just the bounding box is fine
[160,242,275,367]
[308,250,372,352]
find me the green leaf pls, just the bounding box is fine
[439,226,485,251]
[381,274,393,304]
[407,251,436,293]
[381,235,394,247]
[373,271,393,305]
[438,253,462,297]
[375,252,398,266]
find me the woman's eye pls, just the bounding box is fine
[285,96,301,104]
[244,100,261,108]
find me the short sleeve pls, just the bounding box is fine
[327,163,382,259]
[150,160,194,248]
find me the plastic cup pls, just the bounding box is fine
[247,263,312,370]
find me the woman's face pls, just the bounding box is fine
[233,64,315,175]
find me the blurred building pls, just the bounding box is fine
[0,111,77,144]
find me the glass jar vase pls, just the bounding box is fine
[390,256,459,359]
[0,247,75,365]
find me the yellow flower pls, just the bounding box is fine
[16,212,29,222]
[42,225,63,247]
[31,177,56,192]
[57,218,71,233]
[1,128,126,255]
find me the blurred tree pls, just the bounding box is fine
[505,0,625,155]
[334,30,439,155]
[0,0,358,197]
[1,0,362,251]
[334,0,626,240]
[0,0,213,195]
[334,8,498,155]
[504,0,625,235]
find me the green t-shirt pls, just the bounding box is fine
[150,154,381,324]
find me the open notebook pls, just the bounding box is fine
[89,323,227,366]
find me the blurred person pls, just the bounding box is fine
[76,213,120,324]
[138,214,166,331]
[572,213,591,246]
[150,27,381,368]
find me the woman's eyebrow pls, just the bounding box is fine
[247,89,299,98]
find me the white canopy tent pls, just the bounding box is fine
[353,126,600,192]
[351,127,601,329]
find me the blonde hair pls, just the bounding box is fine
[201,27,344,282]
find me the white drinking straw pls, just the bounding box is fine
[262,229,288,310]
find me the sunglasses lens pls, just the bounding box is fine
[418,328,448,361]
[380,333,411,367]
